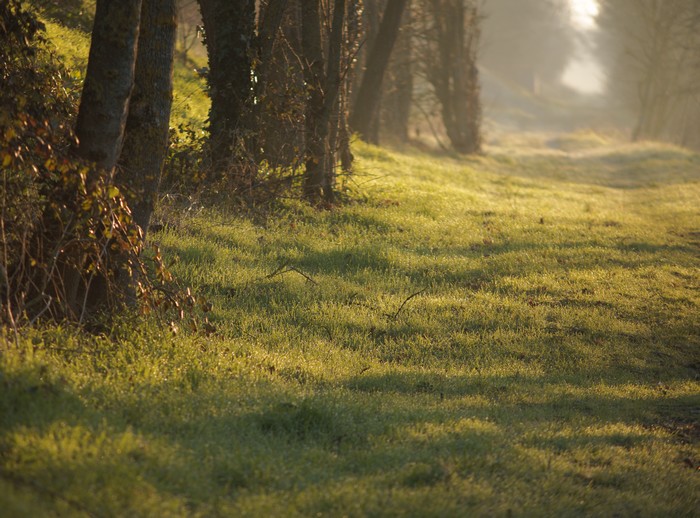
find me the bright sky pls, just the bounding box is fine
[562,0,603,94]
[569,0,600,30]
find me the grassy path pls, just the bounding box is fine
[2,137,699,516]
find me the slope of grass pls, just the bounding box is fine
[2,135,699,516]
[42,15,210,129]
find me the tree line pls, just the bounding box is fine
[597,0,700,146]
[4,0,698,327]
[1,0,483,325]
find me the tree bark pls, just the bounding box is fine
[75,0,142,172]
[382,5,412,142]
[250,0,290,164]
[119,0,177,237]
[349,0,408,142]
[68,0,142,316]
[425,0,481,154]
[301,0,346,202]
[198,0,256,171]
[300,0,327,200]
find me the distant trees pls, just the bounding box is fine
[3,0,489,324]
[350,0,410,143]
[480,0,573,93]
[175,0,201,65]
[415,0,481,153]
[196,0,364,203]
[381,6,413,143]
[597,0,700,145]
[186,0,484,203]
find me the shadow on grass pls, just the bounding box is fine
[2,350,698,515]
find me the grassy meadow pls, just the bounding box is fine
[2,133,699,516]
[1,10,700,517]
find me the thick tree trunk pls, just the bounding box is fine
[75,0,142,172]
[119,0,177,237]
[68,0,142,316]
[349,0,408,142]
[198,0,256,172]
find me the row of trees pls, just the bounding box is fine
[196,0,483,204]
[597,0,700,146]
[2,0,483,324]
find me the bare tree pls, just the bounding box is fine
[350,0,409,143]
[300,0,346,203]
[415,0,481,153]
[598,0,700,142]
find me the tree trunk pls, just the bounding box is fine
[338,0,362,171]
[198,0,256,172]
[300,0,327,201]
[68,0,142,316]
[301,0,346,203]
[256,0,289,73]
[119,0,177,238]
[382,5,412,142]
[75,0,142,172]
[253,0,306,171]
[426,0,481,154]
[349,0,408,142]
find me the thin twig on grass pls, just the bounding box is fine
[388,288,427,321]
[266,261,318,285]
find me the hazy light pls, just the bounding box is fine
[570,0,599,30]
[562,57,604,94]
[562,0,603,94]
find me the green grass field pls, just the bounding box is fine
[2,133,699,516]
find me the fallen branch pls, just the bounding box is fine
[388,288,427,321]
[266,261,318,285]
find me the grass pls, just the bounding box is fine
[2,134,699,515]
